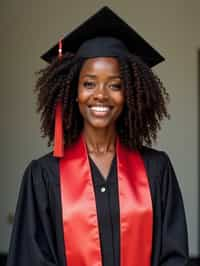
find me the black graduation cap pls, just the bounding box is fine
[41,6,164,67]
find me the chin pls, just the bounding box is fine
[87,118,114,130]
[90,122,111,129]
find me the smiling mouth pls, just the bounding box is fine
[90,106,111,112]
[88,105,112,117]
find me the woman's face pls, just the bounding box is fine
[77,57,125,129]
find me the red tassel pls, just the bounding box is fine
[53,37,64,157]
[53,101,64,157]
[58,38,63,59]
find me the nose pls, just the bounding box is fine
[93,85,108,101]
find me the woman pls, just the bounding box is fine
[7,6,188,266]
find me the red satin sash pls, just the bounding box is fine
[60,136,153,266]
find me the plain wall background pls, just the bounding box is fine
[0,0,199,256]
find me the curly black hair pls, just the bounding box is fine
[35,52,170,150]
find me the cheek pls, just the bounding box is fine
[77,86,90,103]
[113,94,125,118]
[114,92,125,108]
[77,86,83,103]
[77,88,89,116]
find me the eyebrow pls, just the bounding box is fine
[82,74,122,79]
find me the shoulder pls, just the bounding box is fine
[139,146,173,178]
[23,152,60,185]
[34,152,59,171]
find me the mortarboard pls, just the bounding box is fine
[41,6,164,67]
[40,6,165,157]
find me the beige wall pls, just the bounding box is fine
[0,0,199,255]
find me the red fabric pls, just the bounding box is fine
[60,135,153,266]
[53,101,64,157]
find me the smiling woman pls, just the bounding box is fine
[77,57,125,177]
[6,6,188,266]
[78,57,124,129]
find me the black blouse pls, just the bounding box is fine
[89,155,120,266]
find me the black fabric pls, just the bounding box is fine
[41,6,164,67]
[89,155,120,266]
[75,37,130,59]
[6,147,189,266]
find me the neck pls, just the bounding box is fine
[83,125,117,154]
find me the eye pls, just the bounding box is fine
[109,83,122,90]
[83,81,96,88]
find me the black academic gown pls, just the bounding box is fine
[6,146,189,266]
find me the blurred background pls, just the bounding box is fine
[0,0,199,265]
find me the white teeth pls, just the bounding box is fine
[90,106,110,112]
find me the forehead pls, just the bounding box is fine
[80,57,121,75]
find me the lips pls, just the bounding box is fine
[88,105,112,117]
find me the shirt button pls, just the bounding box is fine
[100,186,106,193]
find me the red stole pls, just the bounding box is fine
[60,136,153,266]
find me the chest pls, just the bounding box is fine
[88,152,115,179]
